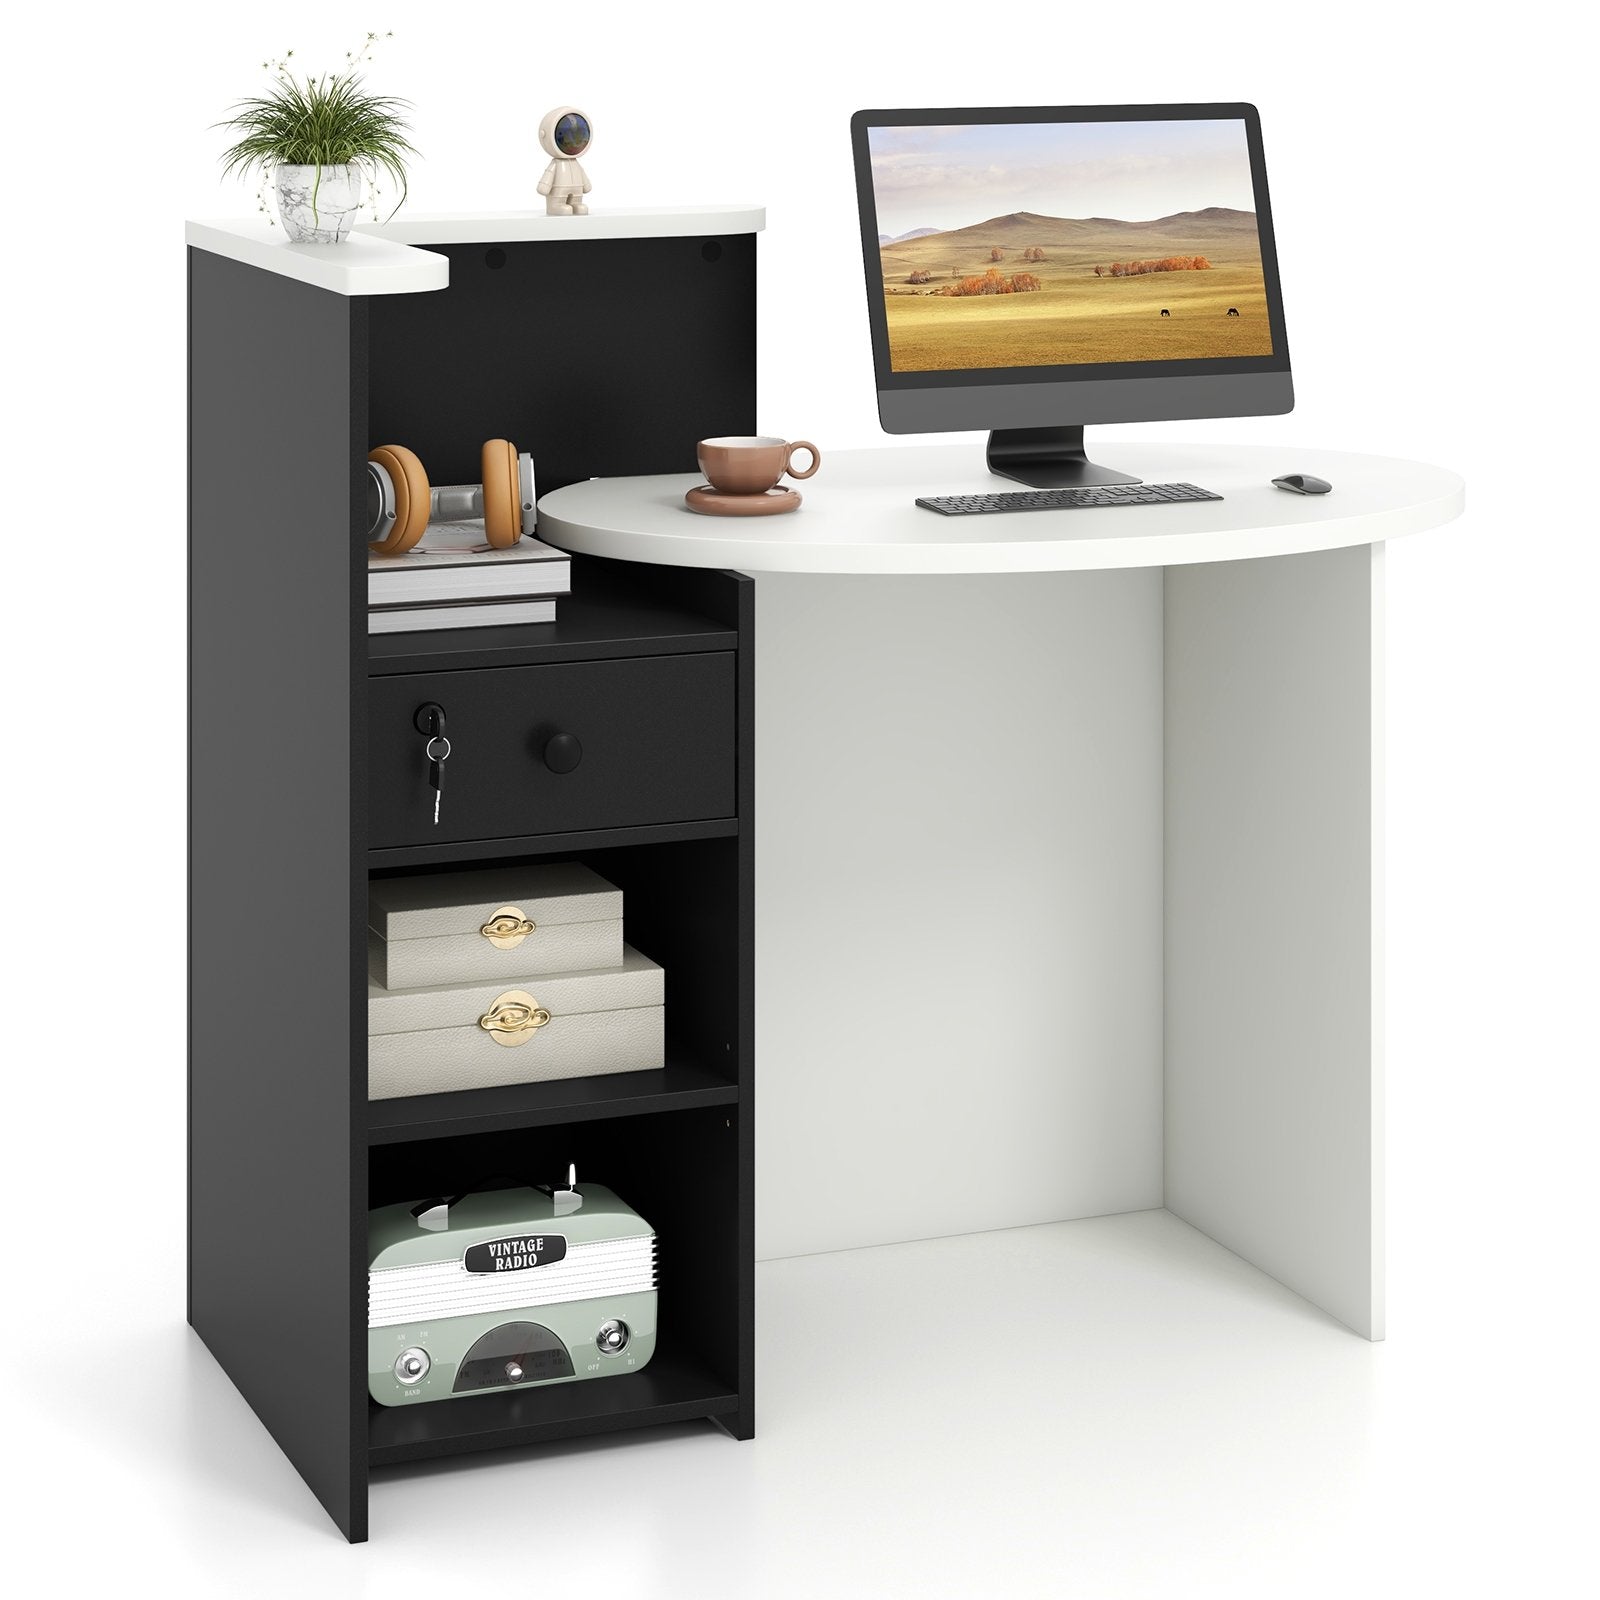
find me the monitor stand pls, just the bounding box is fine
[986,426,1141,488]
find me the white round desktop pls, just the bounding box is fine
[538,442,1464,574]
[539,441,1464,1344]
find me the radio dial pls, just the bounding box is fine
[394,1347,430,1382]
[596,1319,630,1355]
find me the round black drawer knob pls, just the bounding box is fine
[543,732,583,774]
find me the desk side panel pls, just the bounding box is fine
[188,249,367,1538]
[1164,544,1384,1338]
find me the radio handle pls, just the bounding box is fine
[539,1163,583,1216]
[410,1166,581,1230]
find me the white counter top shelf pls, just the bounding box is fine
[185,205,766,297]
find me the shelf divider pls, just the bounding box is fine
[367,1054,738,1145]
[369,817,737,873]
[368,1347,739,1467]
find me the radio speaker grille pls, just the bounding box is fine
[369,1235,657,1328]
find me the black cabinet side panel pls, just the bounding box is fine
[188,250,367,1541]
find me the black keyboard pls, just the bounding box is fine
[916,483,1223,515]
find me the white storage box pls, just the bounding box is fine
[369,862,624,991]
[368,947,664,1101]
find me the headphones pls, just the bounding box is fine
[367,439,537,555]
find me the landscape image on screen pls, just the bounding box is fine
[868,119,1273,371]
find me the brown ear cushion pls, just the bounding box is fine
[368,445,430,554]
[481,439,522,548]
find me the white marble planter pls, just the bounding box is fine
[275,163,364,243]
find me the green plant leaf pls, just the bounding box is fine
[216,69,417,220]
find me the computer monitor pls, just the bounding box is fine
[850,103,1292,486]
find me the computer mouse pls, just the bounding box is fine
[1272,473,1333,495]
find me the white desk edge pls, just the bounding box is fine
[537,442,1465,574]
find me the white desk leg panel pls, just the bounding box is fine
[755,570,1166,1260]
[1164,543,1385,1339]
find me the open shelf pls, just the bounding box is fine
[366,1102,749,1471]
[367,561,737,676]
[368,1053,739,1145]
[368,1346,738,1468]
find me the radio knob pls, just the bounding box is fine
[394,1347,430,1382]
[505,1361,525,1382]
[596,1319,629,1354]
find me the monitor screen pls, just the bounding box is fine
[851,105,1292,438]
[866,116,1271,372]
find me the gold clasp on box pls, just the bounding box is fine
[480,907,537,949]
[478,990,552,1047]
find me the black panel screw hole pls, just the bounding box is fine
[701,241,722,263]
[485,247,507,270]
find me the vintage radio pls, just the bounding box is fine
[368,1170,657,1407]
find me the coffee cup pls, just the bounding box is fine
[697,435,820,495]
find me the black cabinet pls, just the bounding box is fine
[189,225,757,1543]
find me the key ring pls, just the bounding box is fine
[426,735,451,762]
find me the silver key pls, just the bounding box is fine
[426,734,450,825]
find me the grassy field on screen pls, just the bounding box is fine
[879,209,1272,369]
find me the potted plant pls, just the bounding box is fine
[217,43,416,243]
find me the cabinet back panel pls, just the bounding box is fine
[367,234,757,496]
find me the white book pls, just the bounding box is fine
[368,597,557,635]
[368,522,571,606]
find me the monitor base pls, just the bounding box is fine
[986,426,1142,488]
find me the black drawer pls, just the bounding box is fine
[368,653,736,848]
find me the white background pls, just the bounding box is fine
[4,1,1595,1593]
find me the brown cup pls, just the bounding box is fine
[697,435,820,495]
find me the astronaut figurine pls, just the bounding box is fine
[537,106,593,215]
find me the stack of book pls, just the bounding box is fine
[368,523,571,634]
